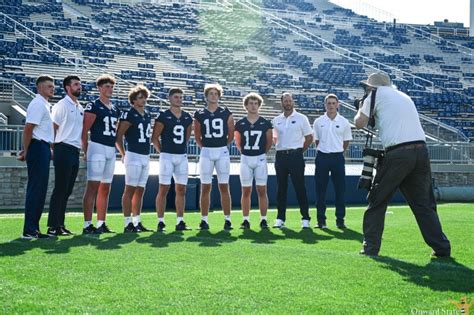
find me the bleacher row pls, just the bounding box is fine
[0,0,473,139]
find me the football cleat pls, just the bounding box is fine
[199,220,209,230]
[135,222,153,232]
[240,220,250,229]
[259,219,269,229]
[175,221,192,231]
[157,221,166,232]
[96,223,114,234]
[124,222,137,233]
[223,220,233,230]
[82,224,97,235]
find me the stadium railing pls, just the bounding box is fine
[0,125,472,164]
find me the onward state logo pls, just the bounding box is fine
[411,297,473,315]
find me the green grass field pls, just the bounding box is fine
[1,203,473,314]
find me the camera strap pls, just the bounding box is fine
[365,89,377,147]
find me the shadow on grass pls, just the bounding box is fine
[280,228,333,245]
[373,256,474,293]
[324,228,364,242]
[0,233,144,255]
[186,230,238,247]
[135,231,185,248]
[238,228,285,244]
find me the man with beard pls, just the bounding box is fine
[272,92,313,229]
[47,75,84,236]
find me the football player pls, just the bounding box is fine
[193,83,234,230]
[82,74,121,234]
[116,85,153,233]
[152,88,193,232]
[234,93,272,229]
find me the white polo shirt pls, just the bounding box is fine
[313,113,352,153]
[361,86,425,148]
[272,110,313,151]
[25,94,54,143]
[52,95,84,149]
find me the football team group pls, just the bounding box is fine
[18,72,451,258]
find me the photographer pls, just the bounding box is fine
[354,72,451,257]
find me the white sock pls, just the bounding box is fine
[124,216,132,226]
[261,216,267,221]
[201,216,208,223]
[158,217,165,223]
[243,216,249,221]
[84,221,92,228]
[97,220,104,228]
[177,217,183,224]
[133,215,141,226]
[225,215,231,222]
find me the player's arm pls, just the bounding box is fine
[82,112,96,160]
[185,123,192,143]
[265,129,273,153]
[115,120,131,161]
[227,114,235,145]
[18,123,36,161]
[234,130,242,153]
[151,121,164,153]
[193,119,203,148]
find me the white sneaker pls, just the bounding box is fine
[273,219,284,228]
[301,219,310,229]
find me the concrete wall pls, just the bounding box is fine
[1,158,473,210]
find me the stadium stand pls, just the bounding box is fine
[0,0,473,153]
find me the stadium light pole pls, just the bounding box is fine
[471,0,474,36]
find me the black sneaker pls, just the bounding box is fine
[224,220,233,230]
[157,221,166,232]
[96,223,114,234]
[47,227,63,237]
[82,224,97,235]
[176,221,192,231]
[240,220,250,229]
[21,232,51,239]
[136,222,153,232]
[124,222,137,233]
[21,233,37,240]
[259,219,268,229]
[336,223,347,229]
[431,251,451,258]
[316,222,328,229]
[199,220,209,230]
[37,232,51,239]
[60,226,74,235]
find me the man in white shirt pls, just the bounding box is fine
[18,75,55,239]
[313,94,352,229]
[272,92,313,229]
[354,72,451,257]
[47,75,84,236]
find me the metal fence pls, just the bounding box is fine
[1,125,472,164]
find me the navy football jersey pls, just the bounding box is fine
[156,109,193,154]
[194,106,232,148]
[120,107,152,155]
[85,99,121,147]
[235,116,272,156]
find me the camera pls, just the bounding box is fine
[353,91,370,110]
[358,148,384,190]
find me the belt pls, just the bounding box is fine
[56,142,80,151]
[276,148,303,154]
[386,141,426,153]
[317,151,343,155]
[32,138,50,145]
